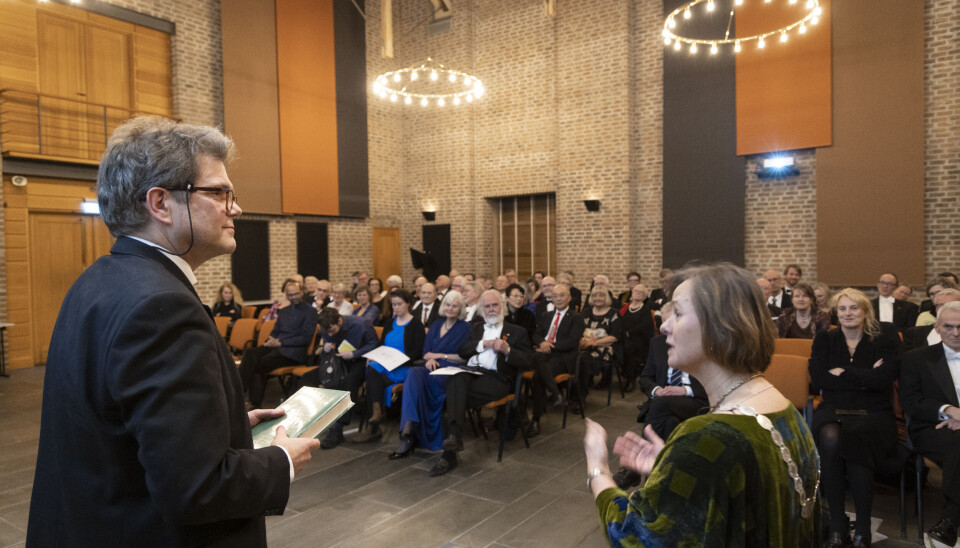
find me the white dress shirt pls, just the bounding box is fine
[467,322,504,371]
[938,344,960,420]
[879,295,895,323]
[465,304,478,322]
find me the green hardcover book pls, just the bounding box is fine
[251,386,354,449]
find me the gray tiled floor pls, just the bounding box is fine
[0,366,941,547]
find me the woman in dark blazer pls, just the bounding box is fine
[211,282,243,321]
[810,288,900,548]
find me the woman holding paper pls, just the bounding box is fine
[389,291,471,459]
[352,289,424,443]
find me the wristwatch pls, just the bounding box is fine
[586,467,612,489]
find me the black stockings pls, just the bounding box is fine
[819,422,875,537]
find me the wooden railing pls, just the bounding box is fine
[0,89,167,164]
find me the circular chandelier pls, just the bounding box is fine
[373,58,485,107]
[663,0,822,54]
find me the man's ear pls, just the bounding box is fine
[144,187,176,226]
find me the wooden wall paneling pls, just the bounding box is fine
[84,23,132,159]
[133,28,172,116]
[3,179,32,370]
[0,1,40,155]
[372,227,401,281]
[516,198,532,279]
[36,12,89,159]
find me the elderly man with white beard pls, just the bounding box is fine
[428,290,533,476]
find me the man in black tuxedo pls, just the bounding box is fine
[27,118,319,547]
[647,268,673,311]
[527,283,584,436]
[428,290,533,476]
[764,269,792,312]
[411,282,441,328]
[873,272,919,331]
[534,276,557,322]
[904,289,960,350]
[757,277,781,319]
[900,301,960,547]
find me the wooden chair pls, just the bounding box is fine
[374,325,384,340]
[521,353,585,429]
[773,338,814,358]
[466,374,530,462]
[213,316,231,339]
[266,326,320,399]
[228,318,259,360]
[764,354,811,422]
[257,308,271,320]
[241,305,257,319]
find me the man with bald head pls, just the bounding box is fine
[534,276,557,321]
[757,277,780,319]
[527,283,584,436]
[764,269,792,311]
[872,272,919,331]
[450,275,465,295]
[411,282,440,328]
[435,275,451,300]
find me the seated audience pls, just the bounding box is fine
[534,276,557,320]
[494,275,509,294]
[505,269,518,284]
[310,308,379,449]
[765,269,793,311]
[647,268,673,311]
[327,283,355,316]
[899,300,960,547]
[412,276,428,303]
[351,289,425,443]
[238,279,318,407]
[557,271,582,312]
[873,272,918,331]
[412,283,441,328]
[587,274,617,306]
[369,276,386,303]
[528,283,584,437]
[918,277,957,324]
[579,286,621,402]
[619,284,655,393]
[385,274,403,291]
[302,276,319,305]
[814,282,838,325]
[463,272,475,282]
[584,263,820,546]
[783,264,803,295]
[387,292,471,464]
[450,275,465,295]
[314,279,332,309]
[904,288,960,350]
[211,281,243,321]
[533,271,544,284]
[504,283,536,340]
[757,277,780,318]
[463,281,484,322]
[616,272,642,307]
[435,275,451,300]
[776,282,831,339]
[351,285,380,325]
[810,288,899,547]
[431,289,533,475]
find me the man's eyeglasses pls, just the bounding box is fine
[185,184,238,213]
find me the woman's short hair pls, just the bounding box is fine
[505,283,527,304]
[332,283,346,295]
[386,275,403,287]
[390,288,414,307]
[813,282,832,301]
[353,285,372,301]
[97,117,235,237]
[369,277,383,291]
[830,288,880,338]
[215,282,243,305]
[672,263,777,375]
[440,290,467,320]
[588,285,612,308]
[792,283,816,307]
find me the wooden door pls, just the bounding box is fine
[372,227,401,282]
[84,24,132,159]
[29,213,85,363]
[37,13,89,159]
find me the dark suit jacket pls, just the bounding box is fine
[28,237,289,547]
[903,324,936,351]
[533,308,585,354]
[871,297,919,331]
[457,322,533,383]
[271,301,318,363]
[770,290,792,311]
[639,335,708,401]
[411,300,441,330]
[899,343,960,438]
[534,299,555,327]
[648,288,667,311]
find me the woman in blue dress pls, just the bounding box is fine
[388,291,471,459]
[353,289,424,442]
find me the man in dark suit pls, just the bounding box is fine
[527,283,584,436]
[904,289,960,350]
[411,282,441,328]
[757,277,781,319]
[900,301,960,547]
[647,268,673,311]
[764,269,793,312]
[27,118,319,547]
[428,290,533,476]
[534,276,557,322]
[873,272,919,331]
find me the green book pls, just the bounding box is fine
[251,386,354,449]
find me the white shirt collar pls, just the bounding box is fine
[127,236,198,285]
[943,343,960,363]
[879,295,895,304]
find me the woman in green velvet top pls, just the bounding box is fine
[583,263,822,547]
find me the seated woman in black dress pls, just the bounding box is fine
[776,282,831,339]
[618,284,655,392]
[504,283,536,340]
[810,288,900,547]
[211,282,243,321]
[580,286,621,401]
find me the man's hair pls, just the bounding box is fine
[464,281,484,301]
[938,272,959,285]
[281,278,302,294]
[783,264,802,276]
[938,301,960,320]
[97,116,235,237]
[318,307,341,330]
[626,271,641,281]
[480,289,505,324]
[672,263,777,375]
[386,275,402,287]
[934,288,960,306]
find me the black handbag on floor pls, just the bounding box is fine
[308,351,348,389]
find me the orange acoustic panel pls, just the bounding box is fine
[735,0,831,155]
[275,0,339,216]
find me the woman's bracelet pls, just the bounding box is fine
[586,467,613,490]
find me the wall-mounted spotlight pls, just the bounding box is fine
[583,199,601,212]
[755,155,799,179]
[421,210,436,221]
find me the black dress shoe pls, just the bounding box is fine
[622,380,636,393]
[440,434,463,452]
[612,467,641,489]
[827,531,850,548]
[850,533,870,548]
[927,518,959,547]
[388,434,414,459]
[320,428,344,450]
[526,420,540,438]
[428,455,456,477]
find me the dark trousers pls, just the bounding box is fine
[238,346,298,406]
[444,371,511,437]
[913,426,960,522]
[644,395,709,440]
[302,358,366,430]
[530,350,576,419]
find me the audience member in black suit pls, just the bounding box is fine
[918,276,957,318]
[211,281,243,321]
[504,283,536,340]
[616,272,642,307]
[904,288,960,350]
[647,268,673,311]
[527,283,584,436]
[619,284,656,393]
[783,264,803,296]
[463,280,485,323]
[899,301,960,547]
[764,269,793,312]
[810,288,900,547]
[872,272,919,331]
[429,290,534,476]
[411,282,441,328]
[534,276,557,322]
[558,271,583,312]
[239,279,319,407]
[757,277,781,319]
